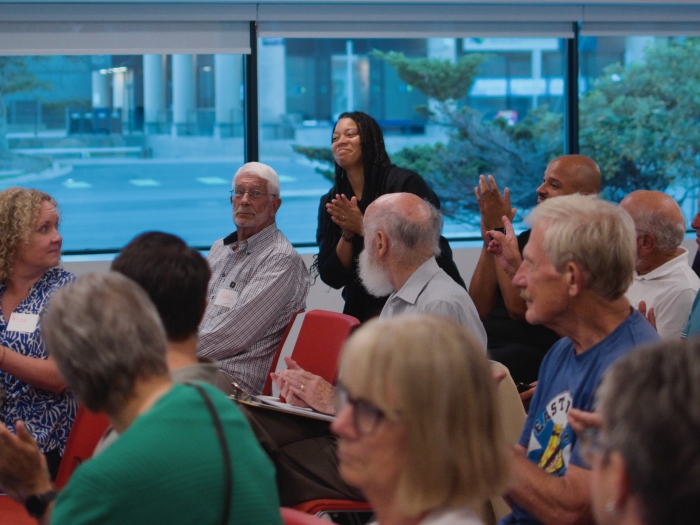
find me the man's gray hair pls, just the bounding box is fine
[233,161,281,197]
[364,199,442,264]
[527,194,636,301]
[42,272,168,414]
[596,339,700,525]
[626,206,686,252]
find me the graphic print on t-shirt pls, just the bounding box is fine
[527,391,573,477]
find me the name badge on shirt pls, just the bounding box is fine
[214,289,239,309]
[6,313,40,333]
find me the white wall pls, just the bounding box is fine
[61,238,700,313]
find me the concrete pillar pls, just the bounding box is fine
[258,38,286,125]
[214,54,242,138]
[531,48,542,109]
[91,70,110,108]
[172,54,196,136]
[143,54,165,134]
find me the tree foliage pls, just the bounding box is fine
[371,50,485,103]
[292,145,335,182]
[580,38,700,202]
[295,39,700,220]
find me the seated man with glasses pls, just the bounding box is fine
[197,162,309,396]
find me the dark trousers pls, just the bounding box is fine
[239,405,365,506]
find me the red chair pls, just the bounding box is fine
[262,310,304,395]
[294,499,373,521]
[53,406,110,489]
[263,310,359,396]
[280,507,332,525]
[0,495,34,525]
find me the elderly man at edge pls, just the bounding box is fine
[197,162,309,395]
[619,190,700,339]
[489,195,660,525]
[0,273,282,525]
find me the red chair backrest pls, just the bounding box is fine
[288,310,360,385]
[262,310,304,396]
[281,507,332,525]
[54,406,110,488]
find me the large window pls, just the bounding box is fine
[578,35,700,224]
[1,54,245,251]
[2,6,698,253]
[258,37,566,243]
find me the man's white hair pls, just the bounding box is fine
[233,162,280,197]
[527,194,637,302]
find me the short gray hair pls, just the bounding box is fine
[364,199,442,264]
[596,339,700,525]
[233,161,281,196]
[42,273,168,414]
[626,206,686,252]
[527,194,636,301]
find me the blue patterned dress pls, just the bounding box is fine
[0,267,77,454]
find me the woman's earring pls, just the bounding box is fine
[605,501,616,513]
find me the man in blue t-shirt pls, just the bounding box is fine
[489,194,660,525]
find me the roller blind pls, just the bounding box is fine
[581,5,700,36]
[0,3,254,54]
[258,3,578,38]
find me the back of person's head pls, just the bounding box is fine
[233,161,281,196]
[364,193,442,266]
[0,187,58,281]
[42,272,168,414]
[620,190,686,253]
[527,194,636,301]
[596,338,700,525]
[111,232,210,342]
[339,314,509,516]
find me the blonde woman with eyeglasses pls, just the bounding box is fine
[331,314,510,525]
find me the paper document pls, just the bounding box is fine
[234,396,335,422]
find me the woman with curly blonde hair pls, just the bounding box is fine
[0,187,76,479]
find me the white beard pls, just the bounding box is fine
[358,248,395,298]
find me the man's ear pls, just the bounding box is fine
[271,197,282,216]
[637,232,655,257]
[566,260,588,297]
[375,230,389,259]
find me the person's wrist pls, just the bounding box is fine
[340,231,354,242]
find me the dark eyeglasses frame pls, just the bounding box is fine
[334,383,387,436]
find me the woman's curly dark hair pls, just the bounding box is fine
[311,112,393,279]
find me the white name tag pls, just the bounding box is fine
[7,313,40,333]
[214,289,239,309]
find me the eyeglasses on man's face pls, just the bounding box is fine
[334,383,386,436]
[229,188,277,201]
